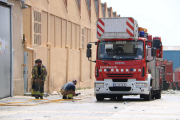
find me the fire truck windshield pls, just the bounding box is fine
[98,41,144,60]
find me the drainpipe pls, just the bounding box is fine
[47,43,51,93]
[79,47,83,82]
[65,45,69,83]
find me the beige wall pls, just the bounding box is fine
[163,46,180,50]
[10,0,119,95]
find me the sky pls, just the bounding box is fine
[101,0,180,46]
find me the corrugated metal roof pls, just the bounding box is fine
[86,0,90,11]
[94,0,98,17]
[101,3,105,18]
[108,8,111,17]
[163,50,180,70]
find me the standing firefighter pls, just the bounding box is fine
[31,60,38,96]
[60,79,81,99]
[32,59,47,99]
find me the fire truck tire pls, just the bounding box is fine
[177,83,180,90]
[117,95,123,100]
[144,88,152,101]
[140,94,144,99]
[172,83,176,90]
[96,94,104,101]
[155,90,161,99]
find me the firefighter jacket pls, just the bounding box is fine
[32,64,47,81]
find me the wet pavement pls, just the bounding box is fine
[0,88,180,120]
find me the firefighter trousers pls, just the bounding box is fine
[34,78,44,97]
[60,89,73,98]
[31,80,35,96]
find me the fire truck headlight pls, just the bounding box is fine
[135,83,147,88]
[95,83,104,88]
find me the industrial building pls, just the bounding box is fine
[163,46,180,70]
[0,0,119,98]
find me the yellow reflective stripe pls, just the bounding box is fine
[68,94,73,98]
[33,75,35,77]
[42,68,45,70]
[36,91,40,95]
[40,93,44,97]
[31,89,35,94]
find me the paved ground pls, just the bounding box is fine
[0,88,180,120]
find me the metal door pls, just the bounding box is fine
[0,4,11,98]
[24,52,28,93]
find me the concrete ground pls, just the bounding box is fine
[0,88,180,120]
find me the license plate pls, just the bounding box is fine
[113,83,126,87]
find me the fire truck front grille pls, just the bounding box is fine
[107,74,133,78]
[112,79,128,82]
[109,87,131,91]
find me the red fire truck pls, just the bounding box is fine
[173,68,180,90]
[86,17,162,101]
[161,60,173,90]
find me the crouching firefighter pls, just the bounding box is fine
[32,59,47,99]
[60,79,81,99]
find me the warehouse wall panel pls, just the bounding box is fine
[72,23,76,49]
[163,50,180,70]
[76,25,80,49]
[50,15,55,47]
[62,19,67,48]
[41,11,48,46]
[23,7,31,45]
[68,22,72,48]
[55,17,62,48]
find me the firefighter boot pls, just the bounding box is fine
[35,95,39,99]
[68,94,73,99]
[62,95,67,99]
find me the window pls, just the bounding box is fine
[34,10,41,45]
[98,40,144,60]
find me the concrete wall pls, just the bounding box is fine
[9,0,119,95]
[163,46,180,50]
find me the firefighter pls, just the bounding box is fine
[60,79,81,99]
[31,60,38,96]
[32,59,47,99]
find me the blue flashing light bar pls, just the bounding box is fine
[139,31,145,37]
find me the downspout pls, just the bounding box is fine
[47,43,51,93]
[65,45,69,83]
[79,47,83,82]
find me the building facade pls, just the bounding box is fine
[0,0,119,97]
[163,46,180,70]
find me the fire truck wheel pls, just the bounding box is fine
[140,94,144,99]
[155,90,161,99]
[176,83,180,90]
[117,95,123,100]
[172,83,176,90]
[144,88,152,101]
[96,94,104,101]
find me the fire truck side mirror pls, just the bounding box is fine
[87,44,92,49]
[87,49,92,58]
[151,48,156,57]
